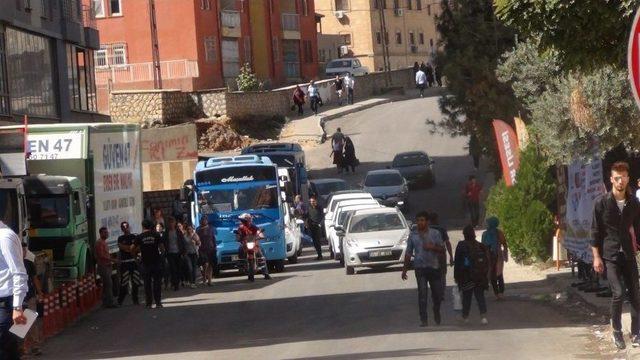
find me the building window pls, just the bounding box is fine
[112,43,127,66]
[204,37,216,63]
[395,31,402,44]
[409,32,415,45]
[200,0,210,10]
[0,34,9,116]
[340,34,352,45]
[95,47,108,67]
[93,0,105,17]
[282,40,300,78]
[374,0,387,8]
[376,32,382,45]
[407,0,412,10]
[419,32,424,45]
[302,0,309,16]
[416,0,421,10]
[427,4,431,15]
[335,0,348,11]
[110,0,121,15]
[6,28,57,117]
[67,44,97,112]
[393,0,400,9]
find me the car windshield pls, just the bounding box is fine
[327,60,351,69]
[265,154,296,167]
[349,213,405,233]
[0,189,19,233]
[364,173,403,187]
[392,153,430,167]
[315,181,347,196]
[27,195,70,228]
[198,185,278,214]
[329,196,370,212]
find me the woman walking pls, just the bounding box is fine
[183,223,201,288]
[343,137,358,174]
[292,85,305,116]
[330,139,345,174]
[454,225,490,325]
[481,217,509,300]
[197,217,217,286]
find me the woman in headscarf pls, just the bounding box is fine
[292,85,305,116]
[343,137,357,174]
[481,217,509,300]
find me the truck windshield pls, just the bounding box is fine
[0,189,19,233]
[27,195,70,228]
[198,185,279,214]
[265,154,296,168]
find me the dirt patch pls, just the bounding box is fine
[229,115,287,141]
[195,119,252,152]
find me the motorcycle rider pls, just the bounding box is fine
[236,213,272,280]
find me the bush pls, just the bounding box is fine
[236,63,261,92]
[485,146,556,263]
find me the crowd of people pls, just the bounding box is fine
[292,73,356,117]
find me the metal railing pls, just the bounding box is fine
[94,60,199,85]
[281,13,300,31]
[284,62,300,78]
[221,10,240,28]
[82,5,97,29]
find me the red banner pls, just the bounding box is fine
[492,119,520,187]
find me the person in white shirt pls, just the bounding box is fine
[415,69,427,97]
[307,80,320,115]
[344,73,355,105]
[636,179,640,202]
[0,221,28,358]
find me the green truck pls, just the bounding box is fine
[0,123,143,283]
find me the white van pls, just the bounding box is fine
[325,58,370,77]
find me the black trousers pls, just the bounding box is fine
[142,263,163,306]
[296,103,303,115]
[462,286,487,318]
[415,267,442,323]
[167,253,181,290]
[606,254,640,333]
[347,89,354,104]
[0,297,19,359]
[308,223,323,257]
[310,96,319,114]
[118,261,141,305]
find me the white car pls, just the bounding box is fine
[337,207,410,275]
[325,58,370,77]
[326,200,382,261]
[323,191,374,242]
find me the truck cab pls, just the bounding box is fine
[0,177,28,239]
[23,175,91,282]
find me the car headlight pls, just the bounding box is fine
[346,237,358,247]
[399,232,409,245]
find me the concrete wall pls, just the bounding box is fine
[109,68,415,125]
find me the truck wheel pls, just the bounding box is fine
[288,253,298,264]
[275,259,285,273]
[346,265,355,275]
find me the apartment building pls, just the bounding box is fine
[316,0,440,74]
[94,0,319,112]
[0,0,104,124]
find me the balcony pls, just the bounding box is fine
[282,13,300,40]
[221,10,241,37]
[94,60,200,86]
[82,5,99,48]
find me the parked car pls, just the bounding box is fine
[325,200,382,261]
[323,191,374,240]
[325,58,370,77]
[336,207,410,275]
[309,178,348,207]
[391,151,435,188]
[362,169,409,210]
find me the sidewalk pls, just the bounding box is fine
[279,87,446,142]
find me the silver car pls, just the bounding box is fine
[362,169,409,210]
[336,207,409,275]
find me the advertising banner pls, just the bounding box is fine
[91,130,143,250]
[492,119,520,186]
[26,132,85,160]
[563,157,605,262]
[140,124,198,162]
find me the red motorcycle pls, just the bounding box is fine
[235,232,265,282]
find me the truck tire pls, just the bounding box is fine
[275,259,285,273]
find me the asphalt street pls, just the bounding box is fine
[38,95,602,359]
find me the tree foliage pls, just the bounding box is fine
[494,0,640,70]
[236,63,261,92]
[432,0,519,161]
[485,146,556,263]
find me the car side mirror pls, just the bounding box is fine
[335,225,343,231]
[336,230,346,237]
[296,219,305,225]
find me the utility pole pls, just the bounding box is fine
[148,0,162,89]
[377,0,391,86]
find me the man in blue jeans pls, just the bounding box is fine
[402,211,445,327]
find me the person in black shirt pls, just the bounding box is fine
[591,161,640,350]
[134,219,165,309]
[307,197,324,260]
[117,222,140,306]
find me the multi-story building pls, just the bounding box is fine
[0,0,104,124]
[94,0,319,113]
[316,0,440,74]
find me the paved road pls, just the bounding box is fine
[39,95,601,359]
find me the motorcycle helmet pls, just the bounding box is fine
[238,213,252,222]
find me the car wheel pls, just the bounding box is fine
[339,240,345,266]
[346,265,355,275]
[288,253,298,264]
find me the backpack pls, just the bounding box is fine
[469,241,489,284]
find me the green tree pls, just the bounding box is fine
[433,0,520,163]
[236,63,261,92]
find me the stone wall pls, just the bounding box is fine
[109,68,416,125]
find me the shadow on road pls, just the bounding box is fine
[282,347,471,360]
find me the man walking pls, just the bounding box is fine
[95,227,117,308]
[429,212,453,300]
[307,80,320,115]
[307,197,325,260]
[344,73,355,105]
[0,220,28,358]
[415,67,427,97]
[135,219,165,309]
[117,221,140,306]
[334,75,344,106]
[464,175,482,227]
[402,211,445,327]
[592,161,640,350]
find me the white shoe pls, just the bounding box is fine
[481,317,488,325]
